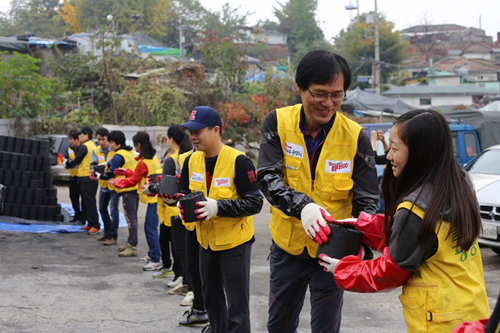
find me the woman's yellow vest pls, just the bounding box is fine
[188,145,254,251]
[94,146,115,190]
[137,155,161,204]
[67,147,78,177]
[271,104,361,256]
[397,201,490,333]
[77,140,96,177]
[112,149,138,194]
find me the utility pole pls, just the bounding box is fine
[374,0,381,96]
[356,0,360,24]
[179,25,184,60]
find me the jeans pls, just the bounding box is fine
[79,177,99,229]
[121,191,139,247]
[200,239,253,333]
[267,243,344,333]
[69,176,81,220]
[144,202,161,263]
[99,189,120,239]
[186,228,204,311]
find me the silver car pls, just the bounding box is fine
[464,144,500,254]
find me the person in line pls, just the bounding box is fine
[319,109,490,333]
[175,106,263,333]
[90,127,120,246]
[257,49,379,333]
[370,129,389,165]
[111,131,162,271]
[99,131,139,257]
[63,130,82,224]
[65,126,100,234]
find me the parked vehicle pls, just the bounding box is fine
[463,144,500,254]
[30,134,70,180]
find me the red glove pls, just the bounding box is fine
[156,175,162,183]
[177,200,184,221]
[112,178,127,189]
[451,319,488,333]
[332,212,386,251]
[333,247,412,293]
[114,168,133,177]
[89,170,97,180]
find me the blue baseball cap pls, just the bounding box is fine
[180,106,222,131]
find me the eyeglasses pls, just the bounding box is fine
[307,88,345,102]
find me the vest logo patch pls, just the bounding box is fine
[213,177,230,187]
[190,172,204,183]
[284,141,304,159]
[325,160,351,173]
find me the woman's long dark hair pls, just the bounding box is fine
[167,124,192,154]
[133,131,156,159]
[382,109,481,251]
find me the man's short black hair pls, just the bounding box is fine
[96,127,109,138]
[68,130,79,140]
[295,49,351,92]
[108,130,126,147]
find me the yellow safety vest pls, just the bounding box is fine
[67,146,78,177]
[77,140,97,177]
[188,145,254,251]
[137,155,161,204]
[156,166,169,227]
[397,201,490,333]
[270,104,361,256]
[112,149,138,194]
[94,146,115,189]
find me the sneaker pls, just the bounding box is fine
[118,243,131,252]
[201,324,211,333]
[153,267,174,279]
[167,275,182,287]
[179,308,209,326]
[180,291,194,307]
[118,246,138,257]
[168,284,188,295]
[103,238,117,246]
[139,256,151,263]
[87,227,100,235]
[97,233,111,241]
[143,261,162,271]
[80,225,91,230]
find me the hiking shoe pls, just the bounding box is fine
[97,233,111,241]
[118,243,131,252]
[179,308,209,326]
[201,324,211,333]
[153,267,174,279]
[88,227,100,235]
[103,238,117,246]
[143,261,162,271]
[180,291,194,307]
[80,225,91,230]
[118,246,138,257]
[168,284,188,295]
[166,274,182,287]
[139,255,151,263]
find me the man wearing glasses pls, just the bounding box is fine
[257,49,379,333]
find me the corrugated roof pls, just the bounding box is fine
[383,86,500,96]
[434,56,500,72]
[461,41,492,54]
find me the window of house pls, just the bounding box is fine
[420,98,431,105]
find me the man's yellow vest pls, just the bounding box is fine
[77,140,97,177]
[156,166,169,226]
[270,104,361,257]
[67,146,78,177]
[94,146,115,189]
[137,155,161,204]
[112,149,138,194]
[189,145,254,251]
[397,201,490,333]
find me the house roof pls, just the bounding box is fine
[461,41,492,54]
[383,86,500,96]
[401,24,467,34]
[434,56,500,72]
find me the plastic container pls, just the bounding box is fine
[5,136,15,152]
[0,135,6,151]
[30,139,40,155]
[14,137,23,153]
[178,192,206,222]
[3,169,13,187]
[160,175,179,197]
[10,153,20,170]
[315,223,363,259]
[22,139,31,154]
[29,205,38,220]
[20,205,29,219]
[148,173,162,185]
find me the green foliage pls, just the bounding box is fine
[0,51,68,119]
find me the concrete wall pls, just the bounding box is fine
[399,95,473,108]
[435,76,461,86]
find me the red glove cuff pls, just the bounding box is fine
[355,212,386,251]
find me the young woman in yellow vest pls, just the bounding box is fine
[64,130,82,223]
[112,131,162,271]
[319,110,490,333]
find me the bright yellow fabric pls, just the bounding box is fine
[188,145,254,251]
[77,140,96,177]
[94,146,115,189]
[397,201,490,333]
[157,165,169,226]
[112,149,138,194]
[137,155,161,204]
[67,147,78,177]
[270,104,361,256]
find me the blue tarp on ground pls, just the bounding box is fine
[0,203,127,234]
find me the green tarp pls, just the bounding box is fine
[0,37,30,52]
[150,48,186,58]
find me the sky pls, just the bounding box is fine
[0,0,499,42]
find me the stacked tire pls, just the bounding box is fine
[0,135,64,222]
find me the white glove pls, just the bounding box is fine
[108,179,114,186]
[300,203,333,245]
[318,254,339,273]
[196,197,218,221]
[141,184,151,195]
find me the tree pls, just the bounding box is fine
[334,13,409,89]
[57,0,84,33]
[162,0,207,48]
